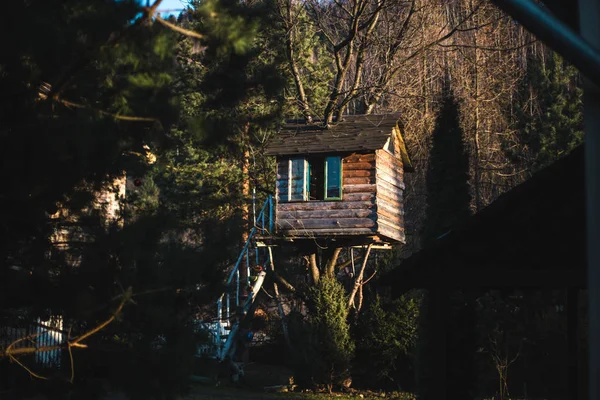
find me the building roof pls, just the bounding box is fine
[265,113,404,157]
[385,145,586,292]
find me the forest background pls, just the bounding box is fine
[0,0,583,399]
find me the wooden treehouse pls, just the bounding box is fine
[195,114,412,371]
[263,114,413,248]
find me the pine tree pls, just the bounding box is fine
[0,1,282,397]
[506,51,583,171]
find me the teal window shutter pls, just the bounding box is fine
[324,156,342,200]
[289,158,307,201]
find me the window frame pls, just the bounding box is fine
[288,157,308,201]
[279,155,343,202]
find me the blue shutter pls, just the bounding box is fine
[325,156,342,200]
[290,158,307,201]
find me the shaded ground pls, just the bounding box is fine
[180,385,415,400]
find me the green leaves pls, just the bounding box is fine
[192,0,260,57]
[353,295,419,389]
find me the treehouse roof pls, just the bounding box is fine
[266,114,412,170]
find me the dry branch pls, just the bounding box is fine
[2,287,133,381]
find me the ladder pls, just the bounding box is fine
[197,194,273,364]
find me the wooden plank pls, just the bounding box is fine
[279,209,375,220]
[279,228,376,236]
[343,162,376,171]
[376,158,404,186]
[376,192,403,209]
[376,152,403,170]
[377,194,403,210]
[376,150,405,172]
[377,217,404,232]
[343,153,375,163]
[377,212,404,230]
[343,184,377,193]
[344,176,376,185]
[377,179,404,200]
[377,220,405,243]
[376,163,404,185]
[376,170,405,190]
[377,224,405,243]
[376,199,405,218]
[343,192,376,201]
[377,185,404,204]
[277,217,376,230]
[376,149,404,170]
[278,200,374,211]
[343,169,376,178]
[376,206,404,225]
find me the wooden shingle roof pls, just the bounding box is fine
[265,114,402,156]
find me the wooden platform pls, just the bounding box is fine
[254,234,393,250]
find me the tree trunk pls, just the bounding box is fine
[324,247,343,279]
[309,253,320,285]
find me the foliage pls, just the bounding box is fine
[288,278,354,391]
[276,1,334,119]
[352,294,419,391]
[0,0,283,398]
[506,51,583,171]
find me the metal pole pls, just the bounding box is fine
[226,294,230,322]
[492,0,600,88]
[252,187,257,227]
[246,247,251,288]
[579,2,600,399]
[236,269,240,307]
[261,206,265,235]
[269,195,274,234]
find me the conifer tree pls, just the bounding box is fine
[0,1,281,397]
[506,51,583,171]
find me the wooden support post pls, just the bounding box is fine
[347,244,373,309]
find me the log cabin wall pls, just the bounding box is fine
[375,149,405,242]
[275,153,378,238]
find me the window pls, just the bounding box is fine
[325,156,342,199]
[289,158,307,201]
[279,156,342,202]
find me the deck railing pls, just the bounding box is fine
[213,194,273,359]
